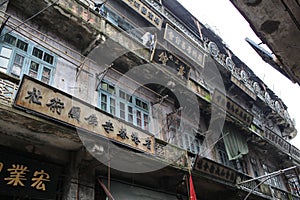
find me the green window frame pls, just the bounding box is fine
[98,81,150,131]
[0,31,56,84]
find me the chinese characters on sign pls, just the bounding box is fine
[212,89,253,126]
[290,145,300,161]
[231,75,256,100]
[14,76,155,154]
[263,128,290,154]
[121,0,162,29]
[0,151,61,199]
[5,164,29,186]
[194,157,237,183]
[31,170,50,191]
[151,48,191,80]
[46,97,64,115]
[25,88,42,105]
[164,24,205,68]
[188,80,210,102]
[102,121,114,134]
[68,106,81,122]
[118,128,129,140]
[155,141,187,168]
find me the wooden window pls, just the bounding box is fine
[99,82,150,131]
[11,53,25,76]
[0,32,56,84]
[0,47,12,72]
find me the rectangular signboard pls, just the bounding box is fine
[14,76,155,155]
[212,89,253,126]
[164,23,205,68]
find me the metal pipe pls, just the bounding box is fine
[238,166,297,185]
[240,166,297,200]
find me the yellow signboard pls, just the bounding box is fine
[14,76,155,154]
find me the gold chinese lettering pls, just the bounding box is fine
[31,170,50,191]
[4,164,29,186]
[177,66,185,77]
[158,51,169,65]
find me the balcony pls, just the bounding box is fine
[238,172,300,200]
[192,156,300,200]
[6,0,150,66]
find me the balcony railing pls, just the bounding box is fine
[238,172,300,200]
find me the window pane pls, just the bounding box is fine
[11,54,25,77]
[110,98,116,115]
[100,82,115,94]
[0,47,11,70]
[143,113,149,131]
[120,102,125,119]
[108,85,115,94]
[142,102,148,110]
[29,61,39,78]
[126,94,132,103]
[137,110,142,127]
[41,67,51,84]
[119,90,125,99]
[4,34,17,46]
[32,47,43,59]
[1,47,12,58]
[101,94,107,111]
[43,52,54,64]
[101,82,108,91]
[0,57,9,70]
[128,106,133,123]
[136,99,142,107]
[16,40,28,52]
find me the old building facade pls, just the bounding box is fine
[0,0,299,199]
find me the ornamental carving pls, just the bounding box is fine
[225,57,235,72]
[208,42,219,57]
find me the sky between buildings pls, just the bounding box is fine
[177,0,300,148]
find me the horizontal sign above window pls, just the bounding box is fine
[0,151,61,199]
[262,128,290,154]
[164,23,205,68]
[290,145,300,162]
[151,48,191,80]
[194,157,237,184]
[13,75,155,155]
[121,0,162,29]
[231,75,256,100]
[212,89,253,126]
